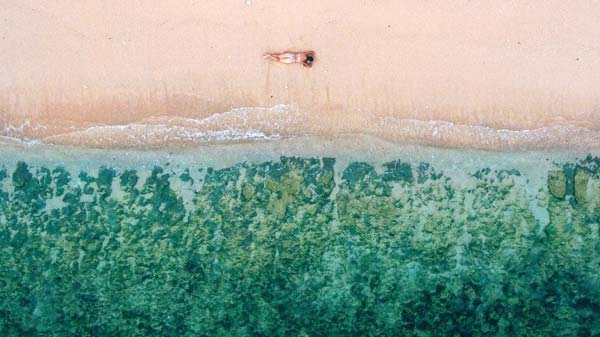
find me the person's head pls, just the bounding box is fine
[304,53,314,67]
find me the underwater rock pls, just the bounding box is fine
[382,160,413,183]
[547,170,566,199]
[574,167,591,204]
[12,161,32,188]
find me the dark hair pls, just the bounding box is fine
[306,55,314,63]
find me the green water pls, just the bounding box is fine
[0,139,599,336]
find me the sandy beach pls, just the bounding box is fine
[1,0,600,148]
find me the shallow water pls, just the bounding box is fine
[1,136,599,336]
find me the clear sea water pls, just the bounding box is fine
[1,135,599,336]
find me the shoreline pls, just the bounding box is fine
[2,105,600,150]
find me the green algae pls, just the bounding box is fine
[0,155,599,337]
[548,170,567,199]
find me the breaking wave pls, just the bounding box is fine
[1,104,599,150]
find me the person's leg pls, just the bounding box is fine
[263,54,279,61]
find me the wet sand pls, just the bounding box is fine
[1,0,600,148]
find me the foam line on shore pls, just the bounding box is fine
[1,105,599,150]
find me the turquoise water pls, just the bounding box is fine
[0,137,599,336]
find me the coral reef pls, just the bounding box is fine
[0,154,599,336]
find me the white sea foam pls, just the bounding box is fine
[1,104,599,150]
[0,135,42,146]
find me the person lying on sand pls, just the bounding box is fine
[263,51,315,67]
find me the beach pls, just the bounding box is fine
[1,0,600,148]
[3,3,600,333]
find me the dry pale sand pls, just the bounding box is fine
[1,0,600,148]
